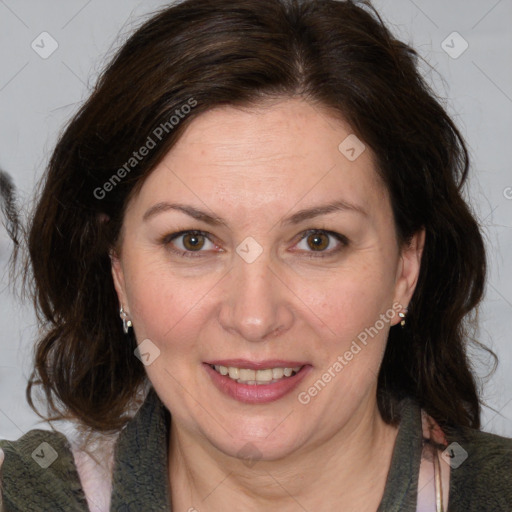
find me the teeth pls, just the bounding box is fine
[213,364,302,384]
[272,368,284,379]
[255,369,273,382]
[239,368,256,381]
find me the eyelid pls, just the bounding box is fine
[162,230,219,258]
[161,228,349,258]
[293,229,349,257]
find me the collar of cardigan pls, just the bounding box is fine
[108,388,423,511]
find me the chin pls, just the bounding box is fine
[199,418,309,463]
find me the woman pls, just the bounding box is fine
[1,0,511,510]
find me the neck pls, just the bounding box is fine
[168,395,398,512]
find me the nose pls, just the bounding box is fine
[218,255,294,343]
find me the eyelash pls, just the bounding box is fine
[295,229,349,258]
[160,229,349,259]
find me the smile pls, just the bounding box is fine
[203,362,312,404]
[209,364,303,385]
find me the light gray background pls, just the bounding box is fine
[0,0,511,440]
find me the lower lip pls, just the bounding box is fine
[203,363,312,404]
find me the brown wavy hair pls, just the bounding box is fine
[24,0,489,433]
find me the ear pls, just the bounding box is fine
[392,228,425,326]
[110,249,128,310]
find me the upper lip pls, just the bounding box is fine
[205,359,309,370]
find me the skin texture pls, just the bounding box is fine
[111,98,425,511]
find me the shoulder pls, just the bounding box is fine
[1,427,70,454]
[0,429,89,511]
[0,428,74,476]
[445,425,512,509]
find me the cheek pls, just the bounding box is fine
[297,268,395,407]
[292,257,397,344]
[122,254,217,353]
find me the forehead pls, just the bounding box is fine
[130,98,389,222]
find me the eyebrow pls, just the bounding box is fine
[143,202,228,226]
[142,199,367,226]
[282,200,368,225]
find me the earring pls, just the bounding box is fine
[398,307,408,327]
[119,305,133,334]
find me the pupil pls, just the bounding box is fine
[184,233,204,250]
[308,232,328,251]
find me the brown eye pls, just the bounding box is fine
[162,230,219,258]
[306,232,330,251]
[294,229,348,258]
[182,232,206,251]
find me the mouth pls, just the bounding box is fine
[203,360,311,404]
[207,363,303,385]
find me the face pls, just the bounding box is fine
[112,98,423,461]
